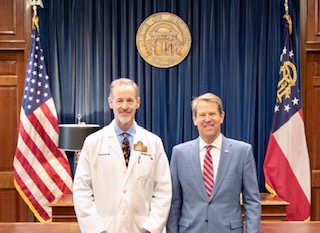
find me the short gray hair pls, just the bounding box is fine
[108,78,140,98]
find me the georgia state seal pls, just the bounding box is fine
[136,12,192,68]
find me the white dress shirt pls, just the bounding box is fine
[199,133,222,183]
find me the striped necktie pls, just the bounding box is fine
[203,145,214,197]
[122,133,130,167]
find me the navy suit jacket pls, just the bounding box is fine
[166,135,261,233]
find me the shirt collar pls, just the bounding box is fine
[113,120,136,137]
[199,133,222,151]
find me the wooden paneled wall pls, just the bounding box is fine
[302,0,320,221]
[0,0,33,221]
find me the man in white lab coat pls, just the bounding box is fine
[73,78,172,233]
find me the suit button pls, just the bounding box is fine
[205,219,208,223]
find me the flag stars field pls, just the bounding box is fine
[284,104,290,112]
[292,97,299,105]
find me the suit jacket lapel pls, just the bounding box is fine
[189,138,208,199]
[211,136,233,200]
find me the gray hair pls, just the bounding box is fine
[191,93,224,116]
[108,78,140,98]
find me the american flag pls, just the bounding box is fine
[13,26,73,222]
[263,14,311,221]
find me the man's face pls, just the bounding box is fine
[193,100,224,144]
[108,85,140,129]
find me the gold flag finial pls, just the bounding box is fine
[32,14,40,32]
[283,0,292,35]
[27,0,43,32]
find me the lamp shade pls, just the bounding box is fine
[58,124,100,151]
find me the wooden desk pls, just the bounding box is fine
[0,222,81,233]
[1,222,320,233]
[260,221,320,233]
[259,192,289,221]
[50,193,289,222]
[50,194,76,222]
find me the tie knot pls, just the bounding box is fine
[206,145,213,151]
[123,132,128,138]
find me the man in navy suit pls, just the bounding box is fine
[167,93,261,233]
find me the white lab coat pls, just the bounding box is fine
[73,121,172,233]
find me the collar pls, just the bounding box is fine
[199,133,222,151]
[112,120,136,137]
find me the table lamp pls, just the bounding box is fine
[58,116,100,165]
[58,124,100,151]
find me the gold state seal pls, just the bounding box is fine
[136,12,192,68]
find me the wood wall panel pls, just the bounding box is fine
[0,0,33,222]
[314,62,320,75]
[0,191,17,221]
[0,189,32,221]
[313,171,320,187]
[0,172,14,189]
[311,189,320,220]
[305,52,320,220]
[0,0,29,49]
[0,51,33,222]
[0,54,19,171]
[0,0,15,34]
[0,52,20,221]
[303,0,320,220]
[0,0,32,222]
[315,86,320,170]
[307,0,320,43]
[0,86,18,169]
[0,52,22,171]
[0,60,18,75]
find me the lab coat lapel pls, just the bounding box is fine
[189,139,208,199]
[99,125,124,164]
[210,137,232,200]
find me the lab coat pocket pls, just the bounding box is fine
[137,153,154,180]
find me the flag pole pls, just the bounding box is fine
[284,0,288,14]
[283,0,292,35]
[27,0,43,32]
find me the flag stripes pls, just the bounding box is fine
[273,110,311,199]
[16,108,72,194]
[264,135,310,220]
[14,170,51,221]
[13,25,72,222]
